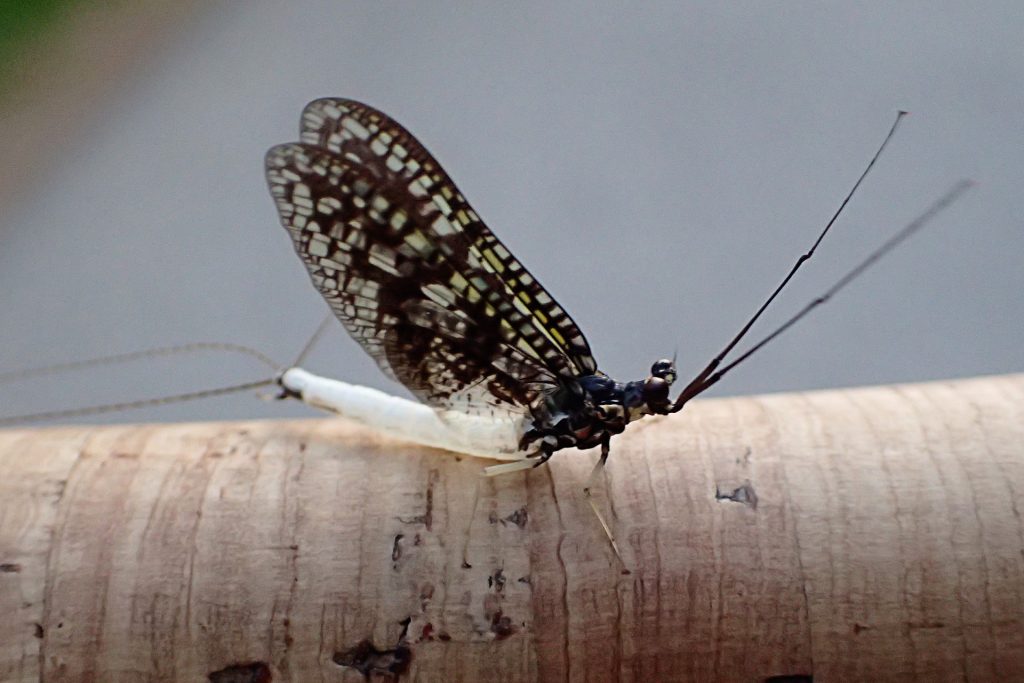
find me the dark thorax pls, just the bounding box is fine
[521,359,677,455]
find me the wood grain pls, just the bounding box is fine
[1,373,1023,682]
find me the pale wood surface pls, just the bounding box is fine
[1,374,1023,682]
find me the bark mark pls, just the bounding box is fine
[715,481,758,509]
[333,618,412,677]
[207,661,272,682]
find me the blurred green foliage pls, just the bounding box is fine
[0,0,78,88]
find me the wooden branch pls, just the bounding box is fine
[2,373,1023,682]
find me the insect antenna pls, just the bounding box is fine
[0,342,281,426]
[670,111,907,410]
[672,178,974,411]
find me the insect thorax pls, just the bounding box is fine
[522,358,677,455]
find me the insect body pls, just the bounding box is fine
[265,99,968,556]
[266,99,677,474]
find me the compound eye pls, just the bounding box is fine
[643,376,670,405]
[650,359,676,384]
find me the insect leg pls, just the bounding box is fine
[482,451,546,476]
[584,435,624,564]
[461,475,483,569]
[532,448,555,468]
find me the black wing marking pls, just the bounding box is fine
[266,141,577,415]
[296,98,597,376]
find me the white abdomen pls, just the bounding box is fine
[279,367,528,461]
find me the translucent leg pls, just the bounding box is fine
[461,476,482,568]
[584,437,623,564]
[482,448,549,476]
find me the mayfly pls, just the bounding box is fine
[265,98,970,557]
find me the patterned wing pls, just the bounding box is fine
[266,101,597,414]
[297,98,597,375]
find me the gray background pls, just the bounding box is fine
[1,2,1021,425]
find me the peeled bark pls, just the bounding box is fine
[1,373,1023,682]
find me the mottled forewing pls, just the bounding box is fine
[266,142,563,414]
[297,98,598,376]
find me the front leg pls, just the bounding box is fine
[583,436,611,497]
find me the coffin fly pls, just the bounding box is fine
[265,98,970,560]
